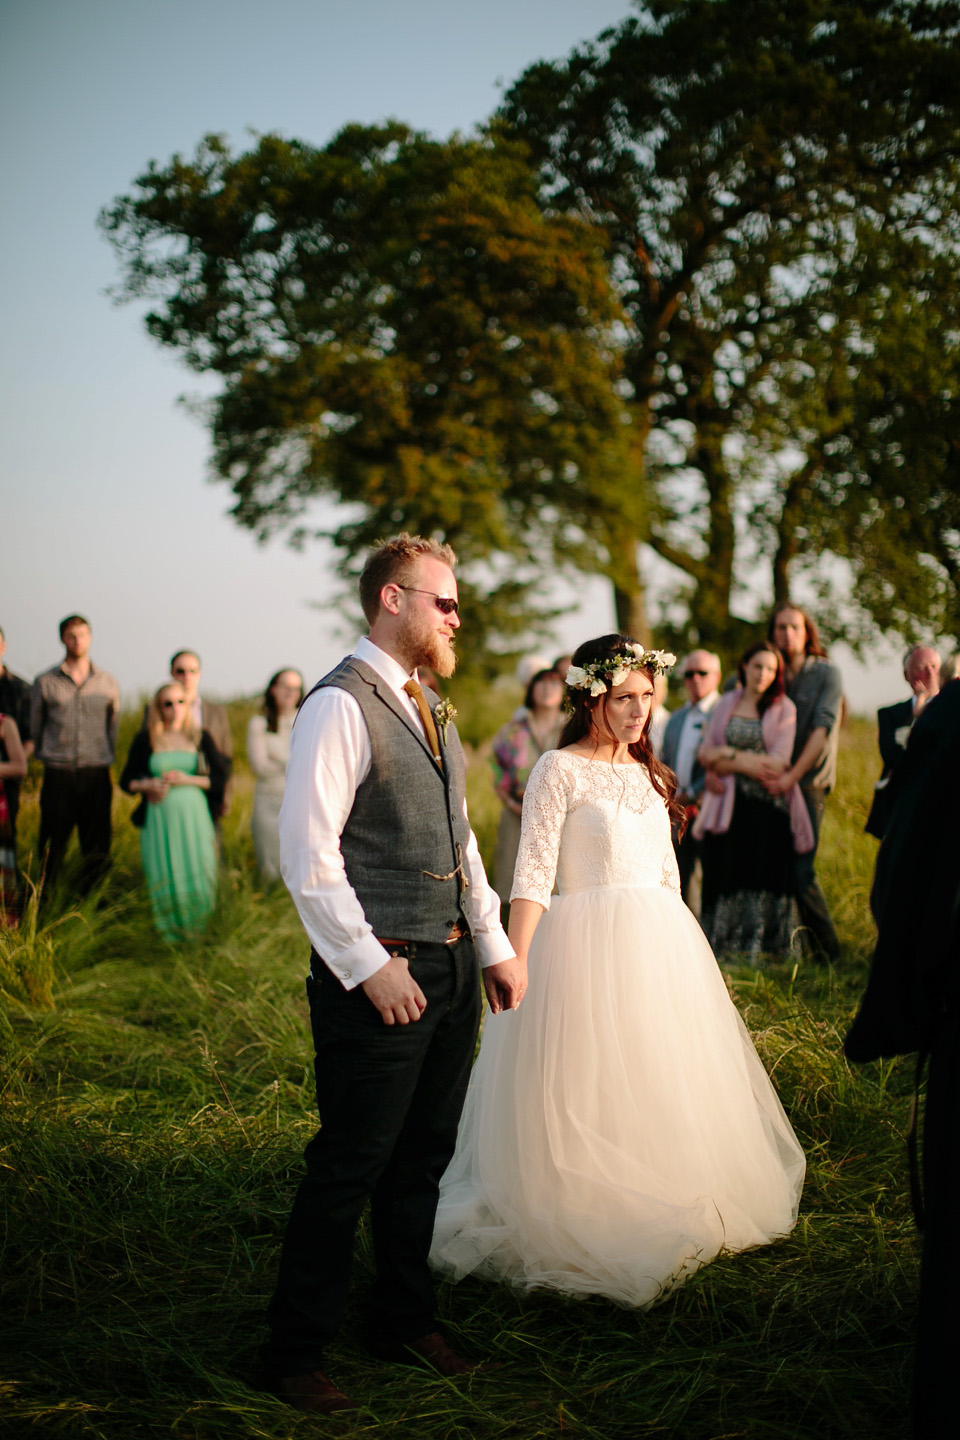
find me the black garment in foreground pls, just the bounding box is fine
[845,680,960,1440]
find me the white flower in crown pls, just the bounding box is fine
[565,665,589,689]
[608,666,630,687]
[589,678,608,696]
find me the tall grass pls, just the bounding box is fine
[1,710,918,1439]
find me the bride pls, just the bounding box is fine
[431,634,805,1307]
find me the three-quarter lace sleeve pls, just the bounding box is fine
[510,750,572,908]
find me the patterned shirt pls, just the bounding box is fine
[31,661,120,768]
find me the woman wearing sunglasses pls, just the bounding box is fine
[120,682,226,940]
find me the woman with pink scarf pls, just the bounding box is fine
[694,642,813,964]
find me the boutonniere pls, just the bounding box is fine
[894,724,912,749]
[434,698,457,742]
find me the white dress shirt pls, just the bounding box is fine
[674,691,720,791]
[279,636,515,989]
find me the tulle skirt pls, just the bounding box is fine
[431,884,805,1306]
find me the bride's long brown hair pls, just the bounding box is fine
[559,633,687,837]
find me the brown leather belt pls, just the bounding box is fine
[377,920,467,950]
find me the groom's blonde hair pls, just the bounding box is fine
[359,533,457,624]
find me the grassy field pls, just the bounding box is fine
[0,703,919,1440]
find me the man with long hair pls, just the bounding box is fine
[765,603,843,959]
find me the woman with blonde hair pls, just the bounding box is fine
[120,682,225,940]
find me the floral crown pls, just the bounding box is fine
[565,645,677,697]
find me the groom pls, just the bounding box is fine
[262,533,525,1413]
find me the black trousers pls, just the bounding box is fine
[793,788,840,959]
[38,765,112,886]
[262,936,482,1377]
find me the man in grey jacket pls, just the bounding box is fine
[261,534,525,1414]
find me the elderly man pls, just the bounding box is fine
[766,603,843,960]
[865,645,941,840]
[661,650,722,912]
[261,533,524,1414]
[31,615,119,887]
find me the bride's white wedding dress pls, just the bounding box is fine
[431,749,806,1306]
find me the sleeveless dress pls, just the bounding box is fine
[141,750,217,942]
[430,749,805,1306]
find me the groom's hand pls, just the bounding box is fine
[362,955,428,1025]
[483,956,528,1014]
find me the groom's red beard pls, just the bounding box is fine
[395,608,458,679]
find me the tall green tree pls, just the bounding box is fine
[100,124,630,665]
[500,0,960,645]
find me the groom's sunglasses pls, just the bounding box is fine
[397,586,460,616]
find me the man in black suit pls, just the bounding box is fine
[865,645,941,839]
[846,678,960,1439]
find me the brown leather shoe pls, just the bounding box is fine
[368,1330,488,1375]
[274,1368,356,1414]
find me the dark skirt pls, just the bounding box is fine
[700,791,795,964]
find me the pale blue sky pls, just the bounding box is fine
[0,0,907,707]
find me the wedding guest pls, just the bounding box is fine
[661,650,722,913]
[865,646,941,840]
[247,669,304,880]
[120,682,224,941]
[169,651,233,821]
[31,615,119,887]
[0,711,27,927]
[0,626,32,851]
[766,604,843,960]
[845,678,960,1440]
[695,643,813,964]
[490,668,564,901]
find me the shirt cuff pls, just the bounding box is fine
[318,932,392,989]
[473,925,517,969]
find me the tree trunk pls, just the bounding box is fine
[608,533,651,642]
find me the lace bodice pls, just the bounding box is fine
[510,750,681,907]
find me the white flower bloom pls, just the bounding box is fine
[590,678,608,696]
[608,666,629,687]
[565,665,588,689]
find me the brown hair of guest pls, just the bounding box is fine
[767,603,828,658]
[737,642,787,716]
[263,670,305,733]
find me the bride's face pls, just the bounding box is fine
[591,669,655,747]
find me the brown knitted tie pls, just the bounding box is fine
[403,679,443,766]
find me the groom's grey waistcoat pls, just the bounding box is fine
[316,656,470,940]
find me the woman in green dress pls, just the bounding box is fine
[120,683,224,941]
